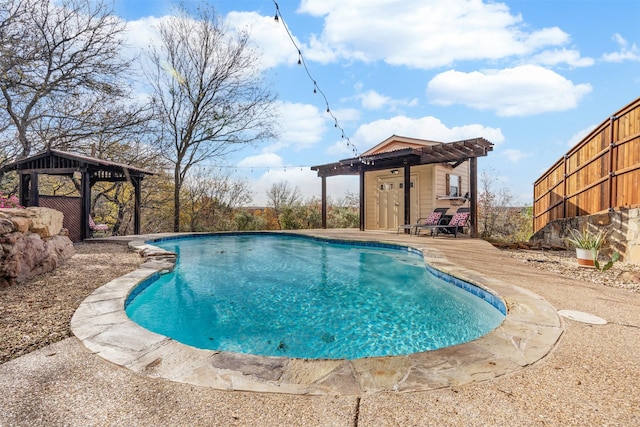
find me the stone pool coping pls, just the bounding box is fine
[70,231,563,395]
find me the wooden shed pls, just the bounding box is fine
[311,135,493,237]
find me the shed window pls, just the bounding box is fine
[446,174,461,197]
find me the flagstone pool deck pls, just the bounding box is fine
[1,230,639,426]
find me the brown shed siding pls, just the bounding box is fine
[533,97,640,232]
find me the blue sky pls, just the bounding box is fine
[113,0,640,206]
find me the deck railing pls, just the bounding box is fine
[533,97,640,232]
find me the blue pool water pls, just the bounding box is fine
[125,233,505,360]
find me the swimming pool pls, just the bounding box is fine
[125,233,505,360]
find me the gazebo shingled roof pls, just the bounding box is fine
[0,149,155,240]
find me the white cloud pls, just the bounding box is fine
[358,90,390,110]
[124,12,305,73]
[225,11,302,70]
[567,124,596,147]
[121,16,163,59]
[427,65,592,116]
[531,49,594,68]
[262,102,328,152]
[501,148,532,163]
[327,115,505,157]
[355,89,419,111]
[297,0,571,69]
[602,33,640,63]
[237,152,284,169]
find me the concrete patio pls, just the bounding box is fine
[1,230,639,426]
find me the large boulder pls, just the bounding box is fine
[0,207,64,238]
[0,208,74,287]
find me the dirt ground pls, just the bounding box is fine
[0,243,142,364]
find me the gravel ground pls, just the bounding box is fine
[502,248,640,292]
[0,243,143,364]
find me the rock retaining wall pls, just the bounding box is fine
[530,207,640,264]
[0,207,75,287]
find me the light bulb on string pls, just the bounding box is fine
[272,0,360,158]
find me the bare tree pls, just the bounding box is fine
[265,180,302,229]
[478,168,523,240]
[0,0,148,159]
[145,4,277,231]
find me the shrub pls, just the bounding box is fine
[0,193,23,209]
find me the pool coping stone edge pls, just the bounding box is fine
[70,231,563,395]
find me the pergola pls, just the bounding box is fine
[0,149,154,240]
[311,137,493,237]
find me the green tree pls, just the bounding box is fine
[234,209,267,231]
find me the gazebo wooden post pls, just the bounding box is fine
[18,172,39,207]
[18,173,30,206]
[403,163,411,233]
[28,172,39,207]
[80,169,91,240]
[321,175,327,229]
[470,157,478,238]
[133,176,142,235]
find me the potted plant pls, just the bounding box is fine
[565,227,608,267]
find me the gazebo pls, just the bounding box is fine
[311,137,493,237]
[0,149,154,241]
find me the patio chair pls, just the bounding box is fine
[89,215,109,236]
[399,207,448,235]
[432,207,470,238]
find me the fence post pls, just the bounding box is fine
[563,154,568,219]
[608,115,618,211]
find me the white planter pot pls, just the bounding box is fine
[575,248,595,267]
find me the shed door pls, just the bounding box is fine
[377,179,398,229]
[377,176,418,230]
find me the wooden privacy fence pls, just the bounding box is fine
[533,97,640,232]
[39,195,82,242]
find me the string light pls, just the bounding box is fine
[272,0,360,157]
[159,163,318,174]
